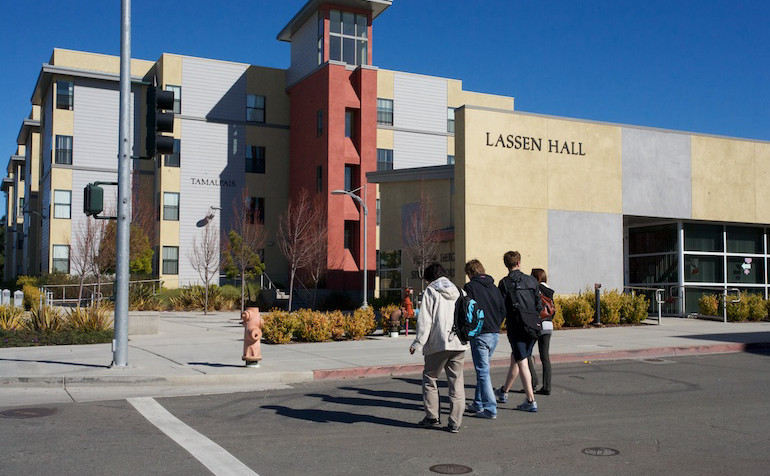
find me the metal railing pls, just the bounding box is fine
[42,278,163,307]
[681,286,741,324]
[623,285,666,325]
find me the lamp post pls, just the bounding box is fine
[331,184,368,309]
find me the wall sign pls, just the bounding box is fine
[485,132,586,156]
[189,178,236,187]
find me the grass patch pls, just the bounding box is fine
[0,329,113,347]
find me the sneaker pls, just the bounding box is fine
[495,386,508,404]
[417,417,441,428]
[475,409,497,419]
[535,388,551,396]
[447,424,460,433]
[516,399,538,412]
[465,403,482,413]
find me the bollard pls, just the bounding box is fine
[1,289,10,306]
[241,307,263,368]
[594,283,602,325]
[13,290,23,308]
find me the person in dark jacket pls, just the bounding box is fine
[527,268,555,395]
[496,251,541,412]
[463,259,506,419]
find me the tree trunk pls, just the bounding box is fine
[288,268,296,311]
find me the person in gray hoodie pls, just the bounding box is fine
[409,262,469,433]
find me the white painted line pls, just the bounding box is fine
[128,397,258,476]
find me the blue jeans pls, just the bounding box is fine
[470,332,499,415]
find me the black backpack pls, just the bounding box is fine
[504,274,542,332]
[453,291,485,344]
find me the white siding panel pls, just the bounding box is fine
[393,73,447,133]
[182,57,248,121]
[393,131,447,169]
[288,16,320,86]
[70,170,119,233]
[178,120,245,285]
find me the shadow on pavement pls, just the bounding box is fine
[307,393,422,411]
[261,404,416,428]
[0,358,109,369]
[188,362,245,368]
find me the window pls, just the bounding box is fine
[53,190,72,219]
[447,155,455,165]
[248,197,265,224]
[344,165,355,191]
[377,98,393,126]
[328,9,368,66]
[377,149,393,171]
[317,12,325,64]
[316,165,323,193]
[165,85,181,114]
[164,139,180,167]
[344,221,356,250]
[162,246,179,275]
[317,109,323,137]
[376,198,381,226]
[163,192,179,221]
[345,110,355,138]
[18,197,24,217]
[447,108,455,133]
[246,145,265,173]
[52,245,70,273]
[56,81,73,110]
[55,135,73,165]
[246,94,266,123]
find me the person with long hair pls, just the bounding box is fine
[528,268,554,395]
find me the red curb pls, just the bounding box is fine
[312,342,767,381]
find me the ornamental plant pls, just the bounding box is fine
[599,290,624,325]
[0,305,25,330]
[557,295,593,327]
[348,307,376,339]
[65,306,114,332]
[378,304,400,330]
[619,293,649,324]
[698,294,719,316]
[25,305,64,333]
[294,309,333,342]
[261,309,298,344]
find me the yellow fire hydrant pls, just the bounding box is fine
[241,307,263,368]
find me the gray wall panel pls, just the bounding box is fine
[548,210,624,293]
[393,131,447,169]
[182,57,248,121]
[42,96,52,178]
[393,73,447,133]
[288,16,319,86]
[40,176,50,272]
[622,127,691,218]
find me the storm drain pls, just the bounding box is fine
[429,463,473,474]
[0,407,57,419]
[581,447,620,457]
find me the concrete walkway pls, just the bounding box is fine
[1,311,768,407]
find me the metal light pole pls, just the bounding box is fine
[331,184,368,309]
[113,0,131,366]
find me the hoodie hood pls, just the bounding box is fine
[429,276,460,300]
[470,274,495,287]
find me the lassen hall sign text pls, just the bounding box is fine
[485,133,586,156]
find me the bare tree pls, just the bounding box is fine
[278,189,320,311]
[304,196,329,309]
[70,217,102,306]
[222,189,266,314]
[189,219,220,314]
[402,189,442,293]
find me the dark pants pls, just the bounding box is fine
[527,332,552,392]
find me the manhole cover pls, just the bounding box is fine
[582,447,620,457]
[429,464,473,474]
[0,407,57,419]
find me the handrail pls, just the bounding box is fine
[623,285,665,325]
[42,278,163,307]
[683,285,741,323]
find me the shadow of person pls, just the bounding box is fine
[306,393,423,411]
[261,405,416,429]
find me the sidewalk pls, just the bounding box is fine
[1,311,769,406]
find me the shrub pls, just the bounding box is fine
[599,290,623,325]
[219,285,241,302]
[551,300,564,330]
[261,309,297,344]
[65,306,114,332]
[726,294,749,322]
[378,304,400,330]
[698,294,720,316]
[620,292,649,324]
[558,295,593,327]
[25,306,64,332]
[745,293,767,322]
[294,309,333,342]
[348,307,376,339]
[0,305,25,330]
[16,275,39,289]
[22,284,42,311]
[328,310,347,340]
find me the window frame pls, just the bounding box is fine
[165,85,181,114]
[56,81,74,110]
[246,94,266,123]
[163,192,180,221]
[447,107,456,134]
[376,148,393,171]
[53,189,72,219]
[163,139,181,167]
[162,246,179,275]
[52,244,70,273]
[55,135,73,165]
[328,9,368,66]
[377,98,393,126]
[246,145,266,174]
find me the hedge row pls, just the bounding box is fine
[698,293,769,322]
[261,307,376,344]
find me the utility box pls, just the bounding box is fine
[13,290,23,308]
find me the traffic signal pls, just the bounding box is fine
[84,183,104,217]
[146,87,175,158]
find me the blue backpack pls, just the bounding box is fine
[453,291,485,344]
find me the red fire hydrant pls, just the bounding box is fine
[241,307,263,368]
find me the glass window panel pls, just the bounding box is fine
[628,224,678,255]
[330,35,342,61]
[727,257,764,284]
[330,10,341,34]
[162,246,179,275]
[447,155,455,165]
[357,40,367,65]
[343,37,355,65]
[684,288,718,315]
[356,14,367,38]
[318,12,324,36]
[684,223,723,252]
[52,245,70,273]
[53,190,71,219]
[342,11,355,35]
[684,255,723,283]
[628,254,679,284]
[726,226,763,254]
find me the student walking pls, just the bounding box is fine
[496,251,542,412]
[528,268,555,395]
[463,259,505,419]
[410,263,469,433]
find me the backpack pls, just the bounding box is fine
[504,274,542,332]
[453,291,485,344]
[539,293,555,320]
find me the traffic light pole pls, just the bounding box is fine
[113,0,131,367]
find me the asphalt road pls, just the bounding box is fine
[2,351,769,475]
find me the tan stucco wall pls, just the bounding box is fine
[376,70,394,99]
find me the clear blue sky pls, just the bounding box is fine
[2,0,768,184]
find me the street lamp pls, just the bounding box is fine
[331,184,368,309]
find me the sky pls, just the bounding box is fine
[1,0,768,184]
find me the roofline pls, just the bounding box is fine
[367,164,454,184]
[31,64,149,105]
[277,0,391,42]
[16,118,40,145]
